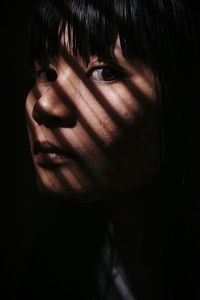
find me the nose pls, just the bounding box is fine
[32,84,76,128]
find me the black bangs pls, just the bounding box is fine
[30,0,117,66]
[30,1,64,66]
[29,0,194,70]
[29,0,164,67]
[64,0,117,62]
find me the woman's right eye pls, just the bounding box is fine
[35,68,58,83]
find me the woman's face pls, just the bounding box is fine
[25,38,160,201]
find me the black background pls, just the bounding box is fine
[1,2,38,297]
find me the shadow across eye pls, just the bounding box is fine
[36,68,58,82]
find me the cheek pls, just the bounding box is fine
[75,83,148,150]
[118,113,160,188]
[93,85,159,188]
[103,88,141,121]
[25,90,37,126]
[25,90,42,156]
[95,82,155,129]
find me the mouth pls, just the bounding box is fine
[33,140,77,168]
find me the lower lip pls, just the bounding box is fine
[35,152,74,167]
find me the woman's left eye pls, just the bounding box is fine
[89,66,121,82]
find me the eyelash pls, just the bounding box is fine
[86,65,128,83]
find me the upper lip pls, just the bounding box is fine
[33,140,77,158]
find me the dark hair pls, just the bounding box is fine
[27,1,200,299]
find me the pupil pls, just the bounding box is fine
[46,69,57,81]
[102,68,115,80]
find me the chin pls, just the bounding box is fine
[35,172,99,203]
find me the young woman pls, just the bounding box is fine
[24,0,199,299]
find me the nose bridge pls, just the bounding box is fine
[32,75,77,127]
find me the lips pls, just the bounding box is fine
[33,140,77,167]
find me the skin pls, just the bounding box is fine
[25,38,160,201]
